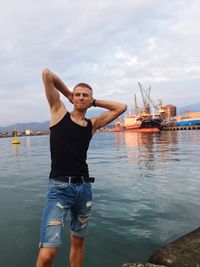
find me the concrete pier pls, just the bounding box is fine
[148,227,200,267]
[162,125,200,131]
[122,227,200,267]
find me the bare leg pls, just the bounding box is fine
[36,247,57,267]
[70,234,85,267]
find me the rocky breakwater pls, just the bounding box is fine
[122,264,166,267]
[122,227,200,267]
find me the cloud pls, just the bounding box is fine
[0,0,200,125]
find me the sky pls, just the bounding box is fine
[0,0,200,126]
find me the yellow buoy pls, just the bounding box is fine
[12,138,20,144]
[12,129,20,144]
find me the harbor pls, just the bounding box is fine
[100,83,200,133]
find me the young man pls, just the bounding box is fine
[36,68,127,267]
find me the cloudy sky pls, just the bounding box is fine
[0,0,200,126]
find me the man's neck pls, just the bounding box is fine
[70,110,86,120]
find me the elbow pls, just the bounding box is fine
[120,103,127,114]
[42,68,50,77]
[123,104,128,112]
[42,68,52,81]
[116,103,127,117]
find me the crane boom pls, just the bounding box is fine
[138,82,151,114]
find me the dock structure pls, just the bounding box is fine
[162,125,200,131]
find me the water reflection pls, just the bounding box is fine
[115,132,157,163]
[25,136,32,148]
[156,131,180,163]
[114,131,180,171]
[12,144,20,158]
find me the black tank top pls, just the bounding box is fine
[49,112,92,178]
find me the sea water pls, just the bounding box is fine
[0,131,200,267]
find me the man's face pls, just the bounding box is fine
[72,86,93,111]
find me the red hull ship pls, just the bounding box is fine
[110,82,166,133]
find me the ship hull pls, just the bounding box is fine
[123,127,160,133]
[122,118,162,132]
[176,112,200,127]
[176,119,200,126]
[140,119,163,129]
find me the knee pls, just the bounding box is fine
[37,248,56,266]
[71,234,85,249]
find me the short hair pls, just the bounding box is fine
[73,83,93,92]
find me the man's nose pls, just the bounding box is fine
[79,94,84,99]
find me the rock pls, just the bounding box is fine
[122,263,166,267]
[148,227,200,267]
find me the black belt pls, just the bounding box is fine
[51,176,95,183]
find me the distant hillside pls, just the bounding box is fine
[0,121,50,133]
[177,103,200,114]
[0,108,108,133]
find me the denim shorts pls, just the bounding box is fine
[39,179,92,248]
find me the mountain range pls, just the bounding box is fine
[1,103,200,133]
[177,103,200,114]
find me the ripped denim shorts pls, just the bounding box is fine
[39,179,92,248]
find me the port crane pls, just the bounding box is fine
[134,94,142,115]
[138,82,151,114]
[138,82,166,122]
[138,82,165,112]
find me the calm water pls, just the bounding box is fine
[0,131,200,267]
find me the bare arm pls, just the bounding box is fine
[91,99,127,133]
[42,68,73,111]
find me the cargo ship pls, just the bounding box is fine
[176,112,200,126]
[102,83,177,133]
[120,113,163,132]
[114,82,166,132]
